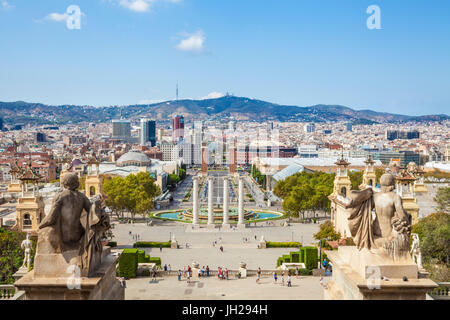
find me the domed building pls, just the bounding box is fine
[116,151,152,167]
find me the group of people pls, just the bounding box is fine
[217,267,229,280]
[273,271,292,287]
[163,264,172,272]
[177,265,211,282]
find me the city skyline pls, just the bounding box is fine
[0,1,449,115]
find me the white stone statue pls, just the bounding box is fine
[260,235,266,243]
[410,233,423,269]
[21,232,33,270]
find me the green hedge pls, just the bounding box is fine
[118,249,138,278]
[149,257,161,266]
[276,246,319,271]
[303,246,319,271]
[266,242,301,248]
[133,241,171,248]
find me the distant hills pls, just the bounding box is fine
[0,96,448,126]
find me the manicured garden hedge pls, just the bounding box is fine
[118,249,138,278]
[266,242,301,248]
[303,246,319,271]
[275,246,319,271]
[149,257,162,266]
[133,241,171,248]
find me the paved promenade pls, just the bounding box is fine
[125,274,329,300]
[112,220,321,270]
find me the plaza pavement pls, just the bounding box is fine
[112,219,321,270]
[125,274,329,300]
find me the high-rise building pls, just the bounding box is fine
[346,122,353,132]
[304,123,315,133]
[112,120,131,138]
[140,118,156,146]
[172,115,185,143]
[35,132,46,143]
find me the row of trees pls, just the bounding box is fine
[103,172,161,222]
[250,165,266,187]
[274,171,335,220]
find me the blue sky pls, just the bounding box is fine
[0,0,449,115]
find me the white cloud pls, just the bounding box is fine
[200,92,225,100]
[107,0,182,13]
[1,0,14,10]
[46,12,70,22]
[175,30,206,52]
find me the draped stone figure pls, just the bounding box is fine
[80,195,111,277]
[343,172,412,260]
[35,173,111,277]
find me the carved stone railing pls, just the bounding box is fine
[0,285,16,299]
[428,282,450,300]
[0,285,25,300]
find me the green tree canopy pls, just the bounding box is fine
[348,170,363,190]
[103,172,161,222]
[314,220,341,241]
[412,212,450,266]
[275,171,334,219]
[434,187,450,214]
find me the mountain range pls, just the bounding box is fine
[0,96,448,126]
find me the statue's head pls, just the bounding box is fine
[62,173,79,191]
[380,172,395,192]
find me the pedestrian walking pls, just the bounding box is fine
[295,267,299,279]
[281,273,285,286]
[256,268,261,283]
[225,268,229,280]
[220,246,224,253]
[160,246,162,252]
[206,265,210,277]
[287,275,292,287]
[168,264,172,272]
[178,270,182,281]
[273,272,278,284]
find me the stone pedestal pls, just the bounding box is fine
[324,247,437,300]
[221,224,231,230]
[239,263,247,279]
[171,241,178,249]
[15,252,124,300]
[259,241,267,249]
[13,267,30,282]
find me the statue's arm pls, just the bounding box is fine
[39,195,62,229]
[394,194,409,221]
[83,195,92,213]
